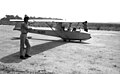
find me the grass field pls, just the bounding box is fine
[0,25,120,74]
[88,23,120,31]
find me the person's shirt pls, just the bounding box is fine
[21,22,29,34]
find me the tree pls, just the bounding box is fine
[0,15,22,21]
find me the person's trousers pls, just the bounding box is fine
[20,34,31,56]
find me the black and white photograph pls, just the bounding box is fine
[0,0,120,74]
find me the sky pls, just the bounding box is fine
[0,0,120,23]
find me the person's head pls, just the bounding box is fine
[84,21,87,23]
[24,15,29,23]
[82,21,87,24]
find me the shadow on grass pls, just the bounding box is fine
[0,40,66,63]
[0,39,89,63]
[31,38,90,44]
[11,36,32,40]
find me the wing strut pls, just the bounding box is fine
[45,22,69,40]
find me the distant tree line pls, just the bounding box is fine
[0,15,63,21]
[0,15,22,21]
[29,16,63,20]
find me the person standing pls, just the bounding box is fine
[20,15,32,59]
[82,21,88,32]
[67,23,72,31]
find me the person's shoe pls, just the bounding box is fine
[20,56,26,59]
[25,54,31,58]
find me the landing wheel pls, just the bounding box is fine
[63,39,67,42]
[27,36,32,39]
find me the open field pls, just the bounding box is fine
[0,25,120,74]
[88,23,120,31]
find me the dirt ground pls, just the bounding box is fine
[0,25,120,74]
